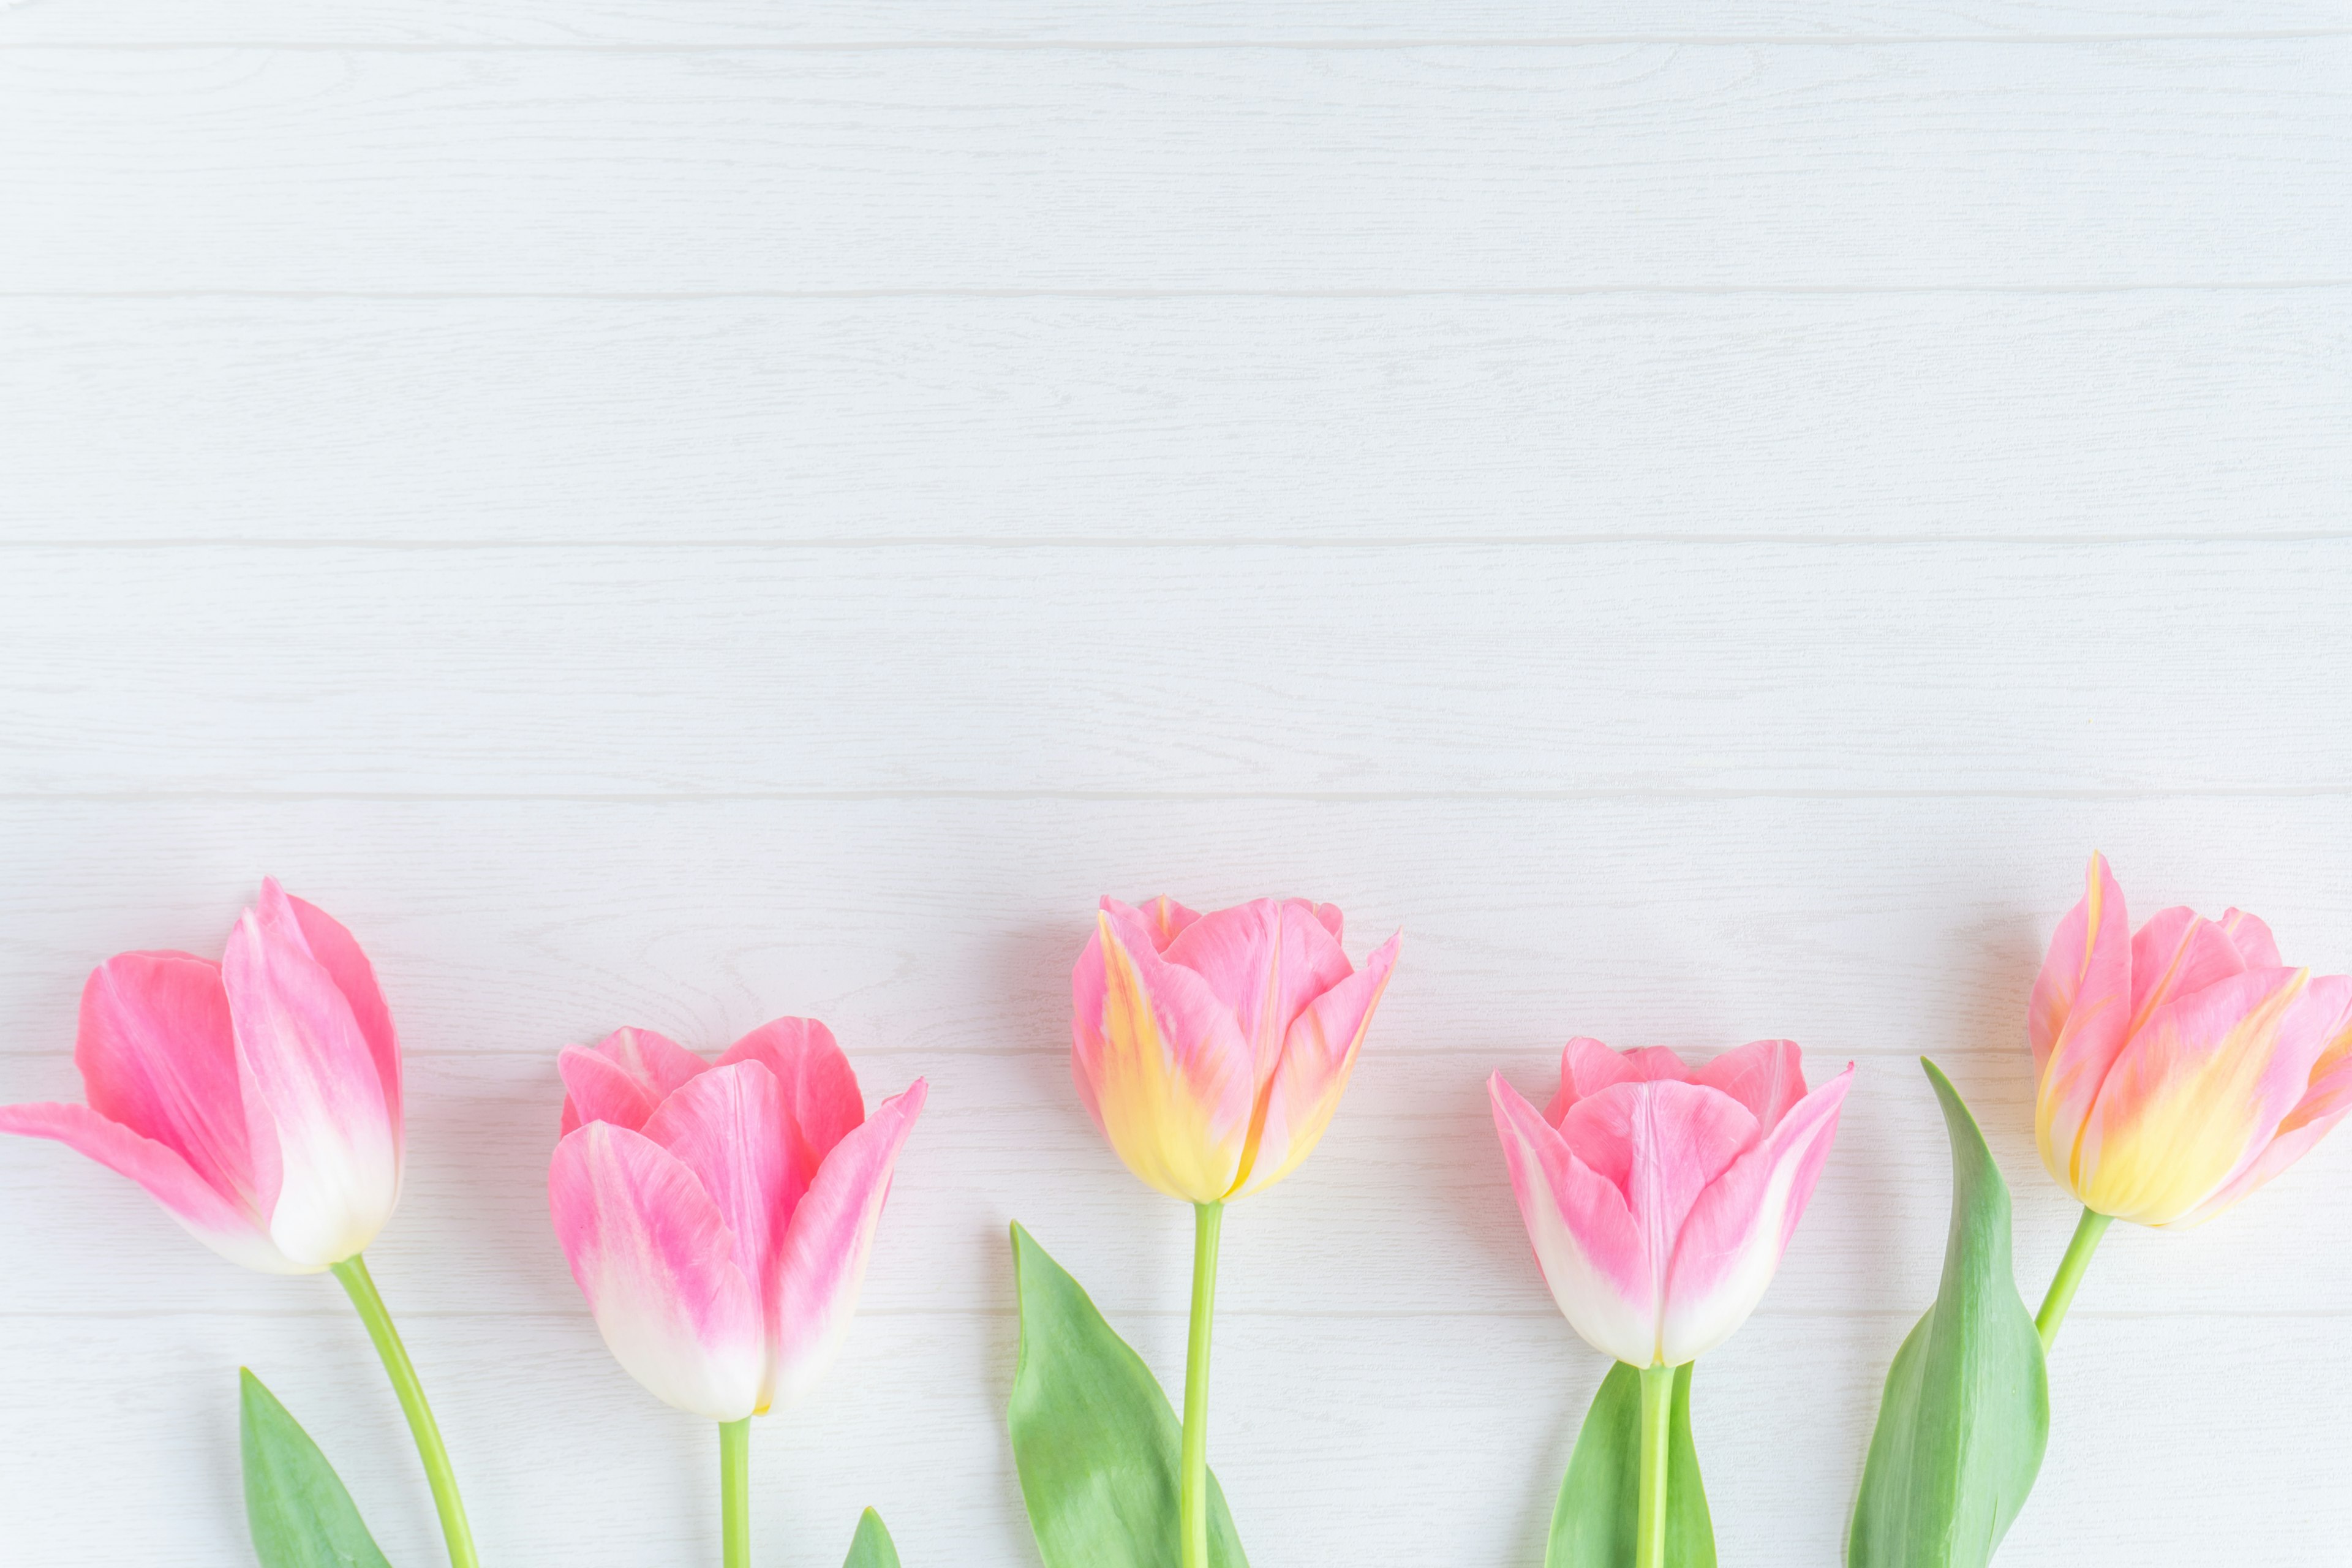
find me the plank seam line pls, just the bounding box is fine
[4,32,2348,51]
[6,283,2346,301]
[6,535,2351,551]
[0,788,2346,803]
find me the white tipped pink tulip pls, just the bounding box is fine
[549,1019,925,1421]
[0,878,403,1272]
[1491,1038,1852,1368]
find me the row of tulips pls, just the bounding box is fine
[4,857,2347,1567]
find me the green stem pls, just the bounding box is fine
[1635,1362,1675,1568]
[2035,1206,2113,1350]
[720,1418,752,1568]
[1180,1200,1224,1568]
[331,1254,480,1568]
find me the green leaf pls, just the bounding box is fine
[1847,1060,2051,1568]
[1545,1362,1715,1568]
[239,1368,394,1568]
[843,1506,902,1568]
[1006,1222,1248,1568]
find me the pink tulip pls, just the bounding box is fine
[1490,1039,1852,1367]
[548,1019,925,1422]
[1071,894,1400,1204]
[0,878,403,1273]
[2030,853,2352,1227]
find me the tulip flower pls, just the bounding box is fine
[549,1017,925,1568]
[0,880,476,1568]
[2026,853,2352,1346]
[1070,894,1399,1568]
[1491,1038,1852,1568]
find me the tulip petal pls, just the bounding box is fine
[558,1044,669,1133]
[74,951,256,1207]
[0,1099,305,1273]
[1125,894,1204,953]
[641,1061,796,1329]
[1490,1073,1654,1365]
[282,889,403,1151]
[1311,902,1344,943]
[2081,968,2347,1225]
[1161,898,1354,1088]
[1544,1039,1689,1126]
[2030,853,2133,1193]
[714,1016,865,1179]
[771,1080,925,1412]
[1690,1039,1807,1136]
[224,884,401,1267]
[1072,907,1254,1203]
[1661,1066,1852,1363]
[558,1027,707,1136]
[2126,908,2248,1038]
[2160,976,2352,1226]
[549,1121,764,1420]
[1230,930,1398,1199]
[1561,1081,1758,1311]
[2218,907,2283,970]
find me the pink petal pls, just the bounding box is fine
[222,883,401,1268]
[1544,1039,1689,1126]
[0,1100,303,1273]
[74,951,255,1208]
[1489,1073,1654,1365]
[549,1121,764,1421]
[771,1080,925,1412]
[2218,907,2283,970]
[714,1016,865,1178]
[1661,1065,1852,1363]
[2175,994,2352,1226]
[1311,903,1344,943]
[1070,905,1255,1202]
[1161,899,1354,1088]
[2030,853,2134,1194]
[2126,908,2248,1038]
[557,1027,708,1136]
[1230,930,1398,1199]
[281,888,403,1154]
[1123,895,1204,953]
[640,1061,796,1319]
[2081,968,2350,1225]
[1559,1080,1760,1301]
[1689,1039,1807,1136]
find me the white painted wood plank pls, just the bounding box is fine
[3,42,2345,292]
[1,795,2347,1324]
[4,0,2342,47]
[7,292,2343,543]
[0,1305,2341,1567]
[4,540,2348,794]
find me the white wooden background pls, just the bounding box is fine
[2,3,2348,1565]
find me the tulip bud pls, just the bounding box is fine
[1491,1038,1851,1367]
[1071,895,1398,1204]
[0,879,403,1273]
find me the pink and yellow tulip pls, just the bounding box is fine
[0,878,403,1273]
[1071,894,1399,1204]
[2030,852,2352,1228]
[548,1019,925,1422]
[1490,1038,1852,1368]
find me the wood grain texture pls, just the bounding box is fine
[3,42,2348,293]
[6,292,2345,542]
[5,0,2347,46]
[5,540,2351,796]
[4,9,2347,1566]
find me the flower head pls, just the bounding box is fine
[549,1018,924,1420]
[0,879,403,1272]
[1071,895,1398,1204]
[2031,853,2352,1227]
[1490,1038,1851,1367]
